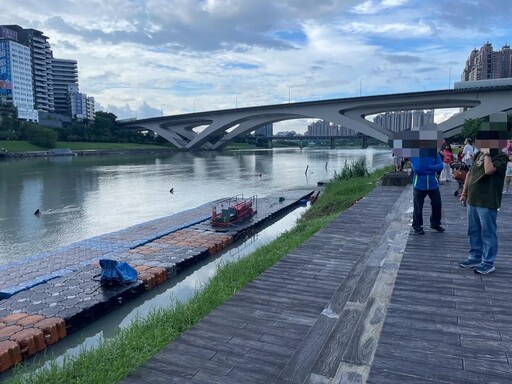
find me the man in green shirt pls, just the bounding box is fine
[459,114,509,274]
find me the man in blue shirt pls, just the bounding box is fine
[410,149,445,235]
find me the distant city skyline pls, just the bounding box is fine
[2,1,512,132]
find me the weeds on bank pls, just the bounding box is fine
[6,164,391,384]
[333,158,370,180]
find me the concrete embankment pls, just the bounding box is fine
[0,190,312,372]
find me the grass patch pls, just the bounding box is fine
[5,165,392,384]
[0,141,174,152]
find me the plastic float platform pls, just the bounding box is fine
[0,190,313,372]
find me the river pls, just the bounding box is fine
[0,148,392,264]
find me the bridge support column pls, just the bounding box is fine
[362,135,368,149]
[300,138,304,149]
[267,139,273,149]
[330,138,335,149]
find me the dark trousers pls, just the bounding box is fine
[413,188,442,230]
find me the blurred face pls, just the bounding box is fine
[477,139,508,156]
[477,139,508,150]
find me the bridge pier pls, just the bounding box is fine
[300,138,304,149]
[362,135,368,149]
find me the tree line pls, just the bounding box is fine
[0,111,167,148]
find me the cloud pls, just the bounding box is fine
[383,54,422,64]
[352,0,410,15]
[2,0,512,129]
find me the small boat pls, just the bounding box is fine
[211,195,257,227]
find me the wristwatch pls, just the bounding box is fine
[483,153,491,157]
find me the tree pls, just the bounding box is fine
[453,113,512,143]
[461,118,481,141]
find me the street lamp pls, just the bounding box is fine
[288,86,293,103]
[359,77,364,97]
[235,92,239,108]
[193,99,198,112]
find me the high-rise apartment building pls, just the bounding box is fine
[85,96,95,121]
[4,25,54,113]
[52,58,78,115]
[306,120,356,136]
[0,26,38,121]
[254,123,273,136]
[68,84,95,121]
[461,42,512,81]
[373,110,434,133]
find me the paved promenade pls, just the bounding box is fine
[121,182,512,384]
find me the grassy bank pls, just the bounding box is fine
[0,141,174,152]
[6,164,392,384]
[0,140,254,152]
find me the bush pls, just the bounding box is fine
[27,127,58,148]
[0,130,18,140]
[333,158,369,180]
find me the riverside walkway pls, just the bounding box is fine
[120,182,512,384]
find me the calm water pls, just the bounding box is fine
[0,148,392,264]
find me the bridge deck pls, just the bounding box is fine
[120,183,512,383]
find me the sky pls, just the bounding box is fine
[3,0,512,132]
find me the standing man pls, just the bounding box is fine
[459,114,509,274]
[410,148,445,234]
[390,122,445,235]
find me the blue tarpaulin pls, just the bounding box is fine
[99,259,137,285]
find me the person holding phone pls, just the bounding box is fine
[459,115,509,274]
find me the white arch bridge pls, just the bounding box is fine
[117,87,512,150]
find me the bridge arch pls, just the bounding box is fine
[117,87,512,150]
